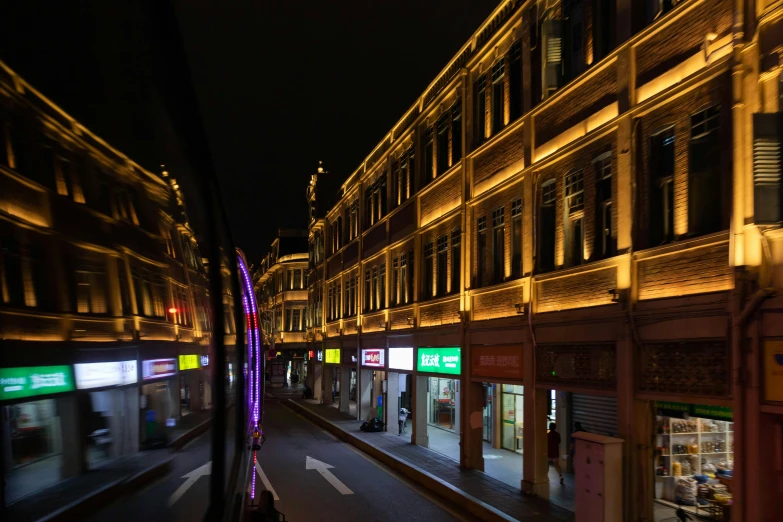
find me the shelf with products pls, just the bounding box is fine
[655,416,734,478]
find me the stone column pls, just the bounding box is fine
[413,375,429,447]
[339,367,350,413]
[312,362,322,402]
[461,380,485,471]
[522,341,549,497]
[59,395,83,478]
[321,365,333,405]
[359,369,373,421]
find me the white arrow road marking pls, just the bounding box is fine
[305,456,353,495]
[168,461,212,507]
[255,460,280,500]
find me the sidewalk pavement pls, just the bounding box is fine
[5,407,220,522]
[278,393,574,522]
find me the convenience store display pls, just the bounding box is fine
[654,415,734,517]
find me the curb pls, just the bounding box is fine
[282,399,518,522]
[37,456,174,522]
[169,417,212,451]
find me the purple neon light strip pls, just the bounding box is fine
[238,255,261,425]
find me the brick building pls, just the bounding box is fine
[301,1,783,520]
[0,60,213,506]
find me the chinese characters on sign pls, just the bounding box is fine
[75,361,137,390]
[179,355,200,371]
[361,349,385,368]
[416,347,461,375]
[471,345,523,380]
[324,349,340,364]
[142,359,178,380]
[0,366,75,400]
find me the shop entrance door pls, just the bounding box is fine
[483,383,493,443]
[428,377,456,432]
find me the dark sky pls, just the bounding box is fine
[0,0,497,262]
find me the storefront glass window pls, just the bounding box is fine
[428,377,456,432]
[3,399,63,503]
[501,384,524,452]
[655,414,734,516]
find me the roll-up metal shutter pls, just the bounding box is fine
[572,394,618,437]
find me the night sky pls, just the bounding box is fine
[0,1,497,262]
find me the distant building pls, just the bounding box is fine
[254,229,308,384]
[302,1,783,521]
[0,60,212,505]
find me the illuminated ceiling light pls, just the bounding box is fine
[168,307,178,314]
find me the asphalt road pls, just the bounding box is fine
[88,399,467,522]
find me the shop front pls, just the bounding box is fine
[1,365,78,505]
[140,358,178,447]
[359,348,385,426]
[653,401,734,520]
[74,360,139,469]
[322,348,340,407]
[416,347,461,456]
[178,353,209,415]
[471,344,525,452]
[386,347,414,436]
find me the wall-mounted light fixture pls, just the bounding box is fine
[608,289,621,302]
[514,303,524,315]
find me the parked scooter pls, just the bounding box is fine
[360,416,385,432]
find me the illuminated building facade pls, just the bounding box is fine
[0,60,212,505]
[254,230,309,384]
[303,1,783,520]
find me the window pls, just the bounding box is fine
[424,242,434,300]
[565,170,584,266]
[753,112,783,223]
[477,216,487,287]
[75,257,108,315]
[336,281,341,319]
[437,115,449,175]
[689,105,723,236]
[343,279,350,317]
[425,126,434,182]
[365,177,388,228]
[350,201,359,240]
[293,309,301,331]
[647,0,680,23]
[650,128,675,246]
[593,152,615,259]
[400,254,408,304]
[392,258,400,306]
[372,266,379,310]
[475,74,487,146]
[542,19,564,99]
[379,264,386,309]
[509,41,522,121]
[364,268,371,312]
[451,228,461,293]
[491,59,505,135]
[392,147,413,207]
[294,269,302,289]
[511,198,522,278]
[407,250,414,301]
[328,286,334,321]
[451,103,462,163]
[539,180,557,272]
[285,309,292,331]
[132,267,165,318]
[492,207,505,283]
[437,235,448,297]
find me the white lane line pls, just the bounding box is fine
[255,460,280,500]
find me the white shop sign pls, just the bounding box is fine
[388,347,414,371]
[75,360,138,389]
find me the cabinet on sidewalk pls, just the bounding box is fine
[573,432,624,522]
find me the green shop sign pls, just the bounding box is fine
[655,401,732,422]
[0,365,75,401]
[417,347,461,375]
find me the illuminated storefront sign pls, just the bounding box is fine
[179,355,200,371]
[324,349,340,364]
[361,349,385,368]
[388,348,413,371]
[142,359,178,380]
[0,365,75,401]
[471,345,523,380]
[75,361,138,390]
[417,347,461,375]
[200,355,210,367]
[317,350,323,362]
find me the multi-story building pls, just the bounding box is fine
[303,1,783,520]
[0,60,213,506]
[255,230,308,385]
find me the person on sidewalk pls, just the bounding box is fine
[398,408,409,435]
[548,422,564,485]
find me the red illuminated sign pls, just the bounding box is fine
[361,349,385,368]
[471,345,523,380]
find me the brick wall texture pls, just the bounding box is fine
[419,298,460,327]
[536,265,617,313]
[420,169,462,225]
[535,61,617,147]
[473,284,524,321]
[637,241,732,300]
[636,0,733,86]
[473,125,525,186]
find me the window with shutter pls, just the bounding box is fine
[753,112,783,224]
[542,19,563,99]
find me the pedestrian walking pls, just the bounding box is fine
[548,422,564,485]
[398,408,409,435]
